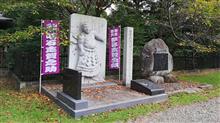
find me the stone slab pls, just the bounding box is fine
[74,94,167,117]
[198,84,213,90]
[68,14,107,83]
[42,86,168,118]
[57,92,88,110]
[131,79,165,95]
[184,87,202,93]
[62,68,82,100]
[153,53,168,71]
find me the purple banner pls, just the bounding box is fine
[108,26,121,69]
[41,20,60,75]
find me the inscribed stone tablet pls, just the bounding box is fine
[153,53,168,71]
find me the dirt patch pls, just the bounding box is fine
[43,79,200,97]
[82,85,145,100]
[159,80,200,93]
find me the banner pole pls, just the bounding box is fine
[39,20,43,93]
[119,65,120,82]
[118,26,121,82]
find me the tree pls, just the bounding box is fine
[75,0,118,17]
[0,0,120,70]
[166,0,220,68]
[107,0,220,57]
[0,0,219,69]
[0,0,78,69]
[107,0,169,55]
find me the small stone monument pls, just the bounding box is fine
[62,68,82,100]
[141,38,176,83]
[131,79,165,95]
[123,27,134,87]
[68,14,107,84]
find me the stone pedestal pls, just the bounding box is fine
[123,27,134,87]
[57,92,88,110]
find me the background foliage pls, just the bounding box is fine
[0,0,219,70]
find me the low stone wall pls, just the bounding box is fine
[10,72,39,90]
[10,71,61,90]
[0,68,9,77]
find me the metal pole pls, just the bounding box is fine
[39,20,43,93]
[118,26,121,82]
[119,66,121,82]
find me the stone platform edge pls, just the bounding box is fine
[41,86,168,118]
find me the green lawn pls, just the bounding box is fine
[0,70,219,123]
[178,71,220,87]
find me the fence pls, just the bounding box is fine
[173,55,220,70]
[11,47,68,81]
[9,51,220,82]
[0,47,6,68]
[12,52,40,81]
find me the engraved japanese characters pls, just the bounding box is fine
[41,20,60,75]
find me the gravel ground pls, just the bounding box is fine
[127,97,220,123]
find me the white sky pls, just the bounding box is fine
[105,4,117,15]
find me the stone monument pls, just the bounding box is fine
[68,14,107,84]
[62,68,82,100]
[141,38,176,83]
[123,27,134,87]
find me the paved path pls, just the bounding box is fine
[127,97,220,123]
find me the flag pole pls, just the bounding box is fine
[118,26,121,83]
[39,20,43,93]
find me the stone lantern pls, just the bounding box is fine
[0,13,13,69]
[0,13,13,29]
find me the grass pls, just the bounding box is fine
[178,70,220,87]
[0,70,219,123]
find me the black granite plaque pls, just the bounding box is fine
[153,53,168,71]
[62,68,82,100]
[131,79,165,95]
